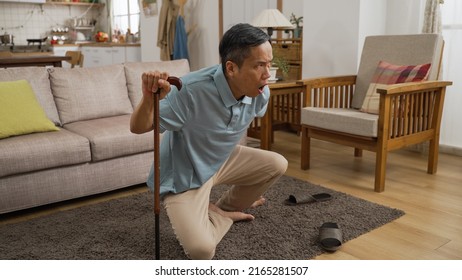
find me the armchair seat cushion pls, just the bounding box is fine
[301,107,378,137]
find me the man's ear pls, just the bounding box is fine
[225,61,237,77]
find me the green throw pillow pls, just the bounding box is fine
[0,79,59,139]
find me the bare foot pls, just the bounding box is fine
[250,196,266,208]
[209,203,254,222]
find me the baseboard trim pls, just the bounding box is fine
[406,143,462,157]
[440,144,462,157]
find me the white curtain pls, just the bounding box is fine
[422,0,443,34]
[439,0,462,150]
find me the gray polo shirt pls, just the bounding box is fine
[147,64,270,195]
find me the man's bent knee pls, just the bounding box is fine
[272,153,288,176]
[185,241,216,260]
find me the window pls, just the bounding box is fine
[112,0,140,35]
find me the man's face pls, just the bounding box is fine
[226,41,273,99]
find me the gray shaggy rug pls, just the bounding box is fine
[0,176,404,260]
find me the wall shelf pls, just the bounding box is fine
[43,1,105,8]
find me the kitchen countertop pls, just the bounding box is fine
[10,52,53,57]
[0,54,71,68]
[0,51,54,57]
[52,42,141,47]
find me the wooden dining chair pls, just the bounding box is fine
[65,51,84,68]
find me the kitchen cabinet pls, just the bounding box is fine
[81,46,112,68]
[0,0,45,3]
[81,45,141,68]
[111,46,126,65]
[125,46,141,62]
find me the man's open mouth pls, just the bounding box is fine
[258,84,266,94]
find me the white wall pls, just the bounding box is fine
[358,0,387,65]
[185,0,219,70]
[302,0,361,78]
[140,4,161,62]
[385,0,425,34]
[282,0,303,20]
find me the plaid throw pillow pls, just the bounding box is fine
[360,61,431,114]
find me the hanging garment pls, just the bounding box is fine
[173,15,189,60]
[157,0,179,61]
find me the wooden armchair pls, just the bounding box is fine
[299,34,452,192]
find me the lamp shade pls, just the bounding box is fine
[251,9,294,30]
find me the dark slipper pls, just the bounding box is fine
[319,222,343,252]
[284,191,332,205]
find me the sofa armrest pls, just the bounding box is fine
[300,75,357,108]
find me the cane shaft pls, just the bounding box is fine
[152,76,182,260]
[155,213,160,260]
[153,92,160,215]
[153,90,160,260]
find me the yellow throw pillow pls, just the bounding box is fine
[0,80,59,139]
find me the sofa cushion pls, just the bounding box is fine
[352,34,443,109]
[360,61,431,114]
[63,114,154,162]
[124,59,190,108]
[301,107,379,138]
[0,128,91,177]
[0,67,61,125]
[49,64,133,125]
[0,80,59,139]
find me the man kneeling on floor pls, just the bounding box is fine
[130,23,288,260]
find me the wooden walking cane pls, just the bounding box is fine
[153,76,182,260]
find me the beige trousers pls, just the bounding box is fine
[163,145,288,259]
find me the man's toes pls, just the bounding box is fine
[250,197,266,208]
[235,212,255,222]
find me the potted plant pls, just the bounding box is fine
[290,13,303,38]
[269,66,279,81]
[272,56,290,80]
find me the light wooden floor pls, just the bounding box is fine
[1,131,461,259]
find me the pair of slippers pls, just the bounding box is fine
[284,191,343,252]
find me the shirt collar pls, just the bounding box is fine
[214,65,252,107]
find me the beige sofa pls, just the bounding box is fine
[0,59,190,214]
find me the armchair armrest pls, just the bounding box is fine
[376,80,453,141]
[376,81,453,96]
[300,75,357,107]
